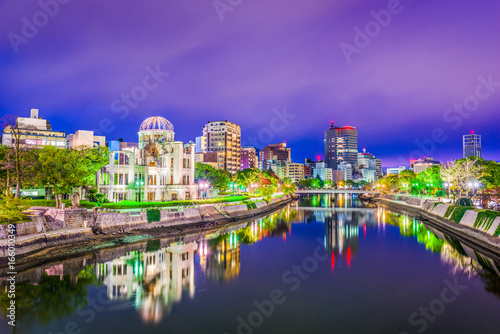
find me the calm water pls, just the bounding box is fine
[1,194,500,334]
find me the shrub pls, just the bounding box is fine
[28,199,97,209]
[246,202,257,210]
[449,206,473,224]
[474,210,500,231]
[456,197,473,207]
[146,209,161,223]
[444,206,455,218]
[101,196,250,209]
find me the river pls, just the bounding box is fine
[1,194,499,334]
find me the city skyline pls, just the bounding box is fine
[1,0,499,166]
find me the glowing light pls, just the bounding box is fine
[347,246,351,267]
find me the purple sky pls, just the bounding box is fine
[1,0,499,166]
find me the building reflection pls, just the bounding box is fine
[95,242,197,324]
[324,212,359,261]
[199,232,241,282]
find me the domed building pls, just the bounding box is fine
[98,117,197,202]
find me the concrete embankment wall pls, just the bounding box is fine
[368,194,500,257]
[0,196,293,257]
[0,208,92,239]
[93,196,292,234]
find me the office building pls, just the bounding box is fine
[324,121,358,170]
[202,121,241,174]
[463,132,481,158]
[357,149,383,182]
[1,108,66,149]
[313,161,333,182]
[286,163,305,183]
[260,142,291,170]
[241,146,258,170]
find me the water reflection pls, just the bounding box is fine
[2,200,500,330]
[95,242,197,323]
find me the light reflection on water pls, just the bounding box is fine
[1,194,499,333]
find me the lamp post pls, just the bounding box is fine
[443,182,449,199]
[135,180,144,202]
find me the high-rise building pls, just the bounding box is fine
[463,132,481,158]
[260,142,291,170]
[312,161,333,182]
[357,149,383,182]
[324,122,358,171]
[240,146,258,170]
[1,109,67,149]
[202,121,241,174]
[286,163,305,183]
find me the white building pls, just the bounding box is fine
[338,162,353,181]
[313,162,333,182]
[202,121,241,174]
[387,166,407,175]
[1,108,66,149]
[67,130,106,149]
[95,242,197,323]
[98,116,197,202]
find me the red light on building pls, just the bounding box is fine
[471,130,474,134]
[331,253,335,271]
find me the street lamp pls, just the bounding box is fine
[135,180,144,202]
[443,182,449,199]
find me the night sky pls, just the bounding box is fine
[1,0,499,166]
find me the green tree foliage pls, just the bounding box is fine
[36,146,109,208]
[281,177,297,195]
[0,192,31,223]
[194,162,232,190]
[0,271,99,324]
[234,168,260,189]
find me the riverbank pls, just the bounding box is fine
[360,194,500,260]
[0,195,295,259]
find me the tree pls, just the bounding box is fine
[281,177,297,195]
[0,192,31,223]
[36,146,109,208]
[398,170,417,193]
[1,115,39,198]
[234,168,260,189]
[378,174,399,192]
[194,163,232,191]
[441,158,483,196]
[416,165,443,195]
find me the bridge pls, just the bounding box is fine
[296,207,377,212]
[296,189,379,195]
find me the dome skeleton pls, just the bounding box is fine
[139,116,174,132]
